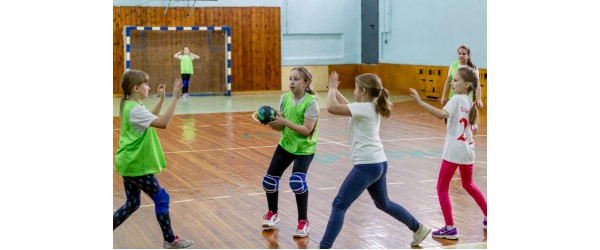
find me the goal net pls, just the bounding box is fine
[124,26,231,96]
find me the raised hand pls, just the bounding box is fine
[328,71,340,90]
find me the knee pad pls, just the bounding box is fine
[151,188,170,214]
[263,175,280,193]
[182,80,189,87]
[289,172,308,194]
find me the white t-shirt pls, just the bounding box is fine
[442,94,476,164]
[278,93,319,119]
[347,102,387,165]
[130,105,158,134]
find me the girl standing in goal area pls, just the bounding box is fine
[173,47,200,98]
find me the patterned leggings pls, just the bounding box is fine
[113,174,175,242]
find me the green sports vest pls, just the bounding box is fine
[115,101,167,177]
[180,55,194,74]
[448,61,460,99]
[448,61,474,100]
[279,92,318,155]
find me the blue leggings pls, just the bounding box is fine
[319,162,420,249]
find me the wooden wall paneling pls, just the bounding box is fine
[328,64,357,89]
[113,7,123,95]
[232,8,242,92]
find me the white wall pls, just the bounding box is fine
[281,0,361,66]
[379,0,487,68]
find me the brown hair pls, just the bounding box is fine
[457,67,479,125]
[119,70,149,116]
[355,73,392,118]
[291,67,316,95]
[458,45,477,69]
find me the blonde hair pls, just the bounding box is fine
[355,73,392,118]
[119,70,149,116]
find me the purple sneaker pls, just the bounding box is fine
[483,218,487,229]
[432,226,459,240]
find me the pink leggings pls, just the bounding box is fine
[437,160,487,226]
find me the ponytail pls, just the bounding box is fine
[375,88,392,118]
[468,77,479,125]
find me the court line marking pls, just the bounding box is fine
[422,155,487,164]
[318,137,349,147]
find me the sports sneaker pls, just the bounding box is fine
[293,219,310,237]
[262,211,280,230]
[163,235,195,249]
[432,226,459,240]
[483,218,487,229]
[411,223,431,246]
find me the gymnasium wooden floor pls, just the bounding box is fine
[113,93,487,249]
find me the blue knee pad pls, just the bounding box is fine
[263,174,280,193]
[182,80,189,87]
[151,188,170,214]
[289,172,308,194]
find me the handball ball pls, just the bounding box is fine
[257,105,276,125]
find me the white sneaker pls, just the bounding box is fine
[411,223,431,246]
[293,219,309,238]
[262,211,280,230]
[163,235,195,249]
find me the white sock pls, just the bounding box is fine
[446,225,455,230]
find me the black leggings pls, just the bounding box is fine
[265,145,314,220]
[113,174,175,242]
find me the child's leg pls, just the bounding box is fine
[181,74,191,94]
[263,145,295,214]
[366,162,419,232]
[319,164,381,249]
[113,177,142,230]
[437,160,459,226]
[127,174,176,243]
[290,154,314,221]
[458,164,487,217]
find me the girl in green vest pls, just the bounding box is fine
[173,47,200,98]
[113,70,194,249]
[261,67,319,238]
[440,45,483,109]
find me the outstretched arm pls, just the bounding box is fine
[327,71,351,117]
[408,88,448,119]
[150,79,182,129]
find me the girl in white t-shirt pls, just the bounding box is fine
[409,67,487,240]
[318,72,431,248]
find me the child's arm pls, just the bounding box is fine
[151,84,166,115]
[408,88,449,119]
[476,83,483,109]
[327,71,351,117]
[440,76,451,106]
[150,79,182,129]
[190,53,200,60]
[173,51,181,59]
[270,115,316,136]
